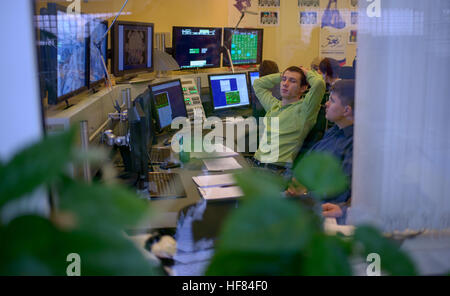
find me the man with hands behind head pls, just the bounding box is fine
[251,65,326,170]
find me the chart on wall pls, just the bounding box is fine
[319,0,348,64]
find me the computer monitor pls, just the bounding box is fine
[39,3,88,105]
[172,26,222,70]
[223,28,263,66]
[88,18,108,88]
[208,73,251,111]
[149,79,188,132]
[111,21,154,77]
[248,70,260,86]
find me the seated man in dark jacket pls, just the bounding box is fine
[287,79,355,223]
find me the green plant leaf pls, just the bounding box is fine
[57,178,151,232]
[206,189,321,275]
[206,249,304,276]
[353,225,417,276]
[293,152,348,198]
[301,233,353,275]
[233,169,287,200]
[0,215,163,276]
[0,128,77,209]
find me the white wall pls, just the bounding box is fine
[0,1,44,161]
[0,1,49,222]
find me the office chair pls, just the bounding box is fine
[339,66,355,79]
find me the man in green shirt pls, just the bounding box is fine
[252,66,326,167]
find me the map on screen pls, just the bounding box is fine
[56,11,86,97]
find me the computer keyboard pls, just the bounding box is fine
[150,148,171,164]
[148,172,186,198]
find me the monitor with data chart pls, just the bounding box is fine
[223,28,263,66]
[208,73,251,111]
[149,79,188,132]
[172,26,222,70]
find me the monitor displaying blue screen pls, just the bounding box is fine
[149,79,187,131]
[209,73,250,111]
[172,27,222,69]
[249,71,260,86]
[89,19,108,84]
[56,11,87,98]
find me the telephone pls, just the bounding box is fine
[180,78,206,121]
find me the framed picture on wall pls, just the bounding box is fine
[298,0,320,7]
[348,29,357,44]
[258,0,281,7]
[259,11,280,26]
[299,11,318,25]
[351,11,358,25]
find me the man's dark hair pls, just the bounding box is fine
[319,58,340,79]
[282,66,307,86]
[331,79,355,109]
[259,60,279,77]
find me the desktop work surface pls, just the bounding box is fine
[131,139,250,230]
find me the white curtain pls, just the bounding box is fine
[347,0,450,232]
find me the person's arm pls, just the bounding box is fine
[253,73,282,111]
[322,203,343,218]
[300,67,326,124]
[293,68,326,146]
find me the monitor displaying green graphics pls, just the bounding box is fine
[226,91,241,105]
[154,93,169,108]
[223,28,263,66]
[209,73,250,111]
[149,79,187,132]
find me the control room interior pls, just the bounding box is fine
[1,0,449,276]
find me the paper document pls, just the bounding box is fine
[190,143,238,159]
[198,186,244,200]
[323,218,355,236]
[192,174,236,188]
[203,157,242,171]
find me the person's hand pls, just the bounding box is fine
[300,66,309,76]
[285,178,307,196]
[321,203,343,218]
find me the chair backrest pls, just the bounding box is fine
[293,92,331,167]
[339,66,355,79]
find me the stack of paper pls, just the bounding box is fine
[203,157,242,171]
[192,173,243,200]
[192,174,236,188]
[190,143,238,159]
[198,186,244,200]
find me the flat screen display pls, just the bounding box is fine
[149,79,187,131]
[172,27,222,69]
[112,21,154,76]
[89,19,108,85]
[223,28,263,66]
[209,73,251,111]
[56,11,87,98]
[249,71,260,86]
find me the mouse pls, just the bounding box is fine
[159,161,181,170]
